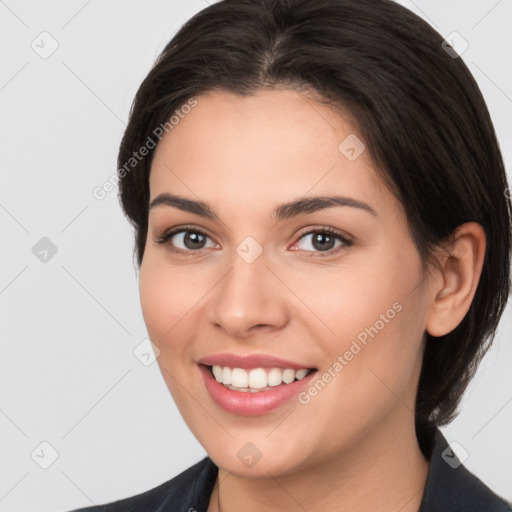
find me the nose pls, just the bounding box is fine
[206,248,289,339]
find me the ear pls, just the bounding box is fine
[425,222,486,337]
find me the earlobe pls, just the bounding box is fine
[425,222,486,338]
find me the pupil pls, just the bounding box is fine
[313,233,334,251]
[185,232,205,249]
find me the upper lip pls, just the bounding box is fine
[197,353,316,370]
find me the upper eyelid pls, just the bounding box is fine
[296,226,352,240]
[161,225,215,240]
[158,226,218,246]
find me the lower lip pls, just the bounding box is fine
[198,364,317,416]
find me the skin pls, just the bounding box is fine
[139,89,486,512]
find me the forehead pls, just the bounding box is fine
[149,89,397,218]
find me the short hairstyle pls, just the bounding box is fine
[117,0,511,425]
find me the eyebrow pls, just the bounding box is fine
[148,193,378,221]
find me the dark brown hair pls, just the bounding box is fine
[116,0,511,425]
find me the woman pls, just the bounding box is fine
[72,0,511,510]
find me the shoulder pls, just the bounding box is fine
[68,456,217,512]
[418,418,511,512]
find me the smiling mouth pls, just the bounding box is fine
[205,364,317,392]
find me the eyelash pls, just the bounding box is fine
[155,225,353,257]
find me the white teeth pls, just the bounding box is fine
[212,365,223,381]
[267,368,283,387]
[282,368,296,384]
[295,369,308,380]
[248,368,267,389]
[210,365,312,390]
[221,366,232,385]
[231,368,248,388]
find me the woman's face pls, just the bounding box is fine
[140,89,434,476]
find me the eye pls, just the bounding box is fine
[292,227,353,256]
[155,225,353,257]
[155,226,217,254]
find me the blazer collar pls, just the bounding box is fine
[416,415,509,511]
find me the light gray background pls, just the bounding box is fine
[1,1,511,510]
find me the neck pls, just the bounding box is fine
[209,413,429,512]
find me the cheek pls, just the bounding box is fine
[139,254,227,367]
[283,259,402,343]
[310,272,412,385]
[139,259,202,411]
[294,250,426,405]
[139,262,169,342]
[138,258,197,349]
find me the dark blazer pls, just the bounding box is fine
[70,418,511,512]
